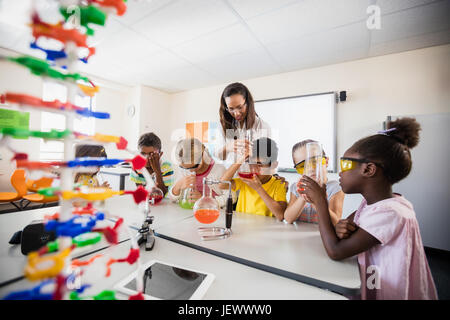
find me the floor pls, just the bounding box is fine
[425,247,450,300]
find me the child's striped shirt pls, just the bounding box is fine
[129,160,174,191]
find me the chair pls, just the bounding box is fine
[23,176,59,208]
[0,169,28,210]
[26,177,54,192]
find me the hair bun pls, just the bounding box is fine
[387,117,421,149]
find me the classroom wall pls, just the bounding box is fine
[97,85,139,160]
[139,86,172,155]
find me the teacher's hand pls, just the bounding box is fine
[226,139,252,154]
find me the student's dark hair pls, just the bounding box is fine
[252,137,278,164]
[75,144,107,158]
[292,139,327,158]
[138,132,161,150]
[74,144,106,183]
[349,117,421,184]
[219,82,257,135]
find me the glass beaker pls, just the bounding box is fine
[304,142,324,185]
[237,129,257,179]
[193,180,220,224]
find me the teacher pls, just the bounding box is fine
[216,82,271,163]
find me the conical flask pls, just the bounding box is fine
[179,171,196,209]
[193,179,220,224]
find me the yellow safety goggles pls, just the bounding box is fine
[340,157,384,172]
[294,157,326,174]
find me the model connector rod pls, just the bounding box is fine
[13,154,146,171]
[1,92,109,119]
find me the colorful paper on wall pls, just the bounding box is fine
[186,121,209,143]
[185,121,220,158]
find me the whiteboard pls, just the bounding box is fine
[393,113,450,251]
[255,93,337,172]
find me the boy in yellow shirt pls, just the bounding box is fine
[220,137,287,220]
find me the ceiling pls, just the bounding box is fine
[0,0,449,93]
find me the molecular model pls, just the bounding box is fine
[1,0,154,300]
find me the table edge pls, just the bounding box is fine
[155,232,361,297]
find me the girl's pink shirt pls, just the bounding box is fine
[354,195,438,300]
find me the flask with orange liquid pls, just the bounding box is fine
[193,178,233,241]
[193,179,220,224]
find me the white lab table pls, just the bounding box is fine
[0,197,359,299]
[153,206,361,296]
[105,194,194,231]
[0,195,192,286]
[0,237,346,300]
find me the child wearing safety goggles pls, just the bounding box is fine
[284,140,344,225]
[169,138,231,207]
[298,118,437,300]
[220,137,287,220]
[74,144,110,188]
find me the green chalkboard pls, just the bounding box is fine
[0,108,30,139]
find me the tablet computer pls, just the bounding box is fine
[115,260,215,300]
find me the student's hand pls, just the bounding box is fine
[335,219,358,239]
[188,189,202,203]
[296,179,310,202]
[298,175,327,206]
[273,174,289,193]
[147,151,162,173]
[296,178,327,203]
[229,139,252,161]
[179,175,196,190]
[241,175,263,192]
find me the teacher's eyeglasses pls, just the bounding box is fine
[226,103,246,114]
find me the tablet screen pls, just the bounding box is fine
[123,262,209,299]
